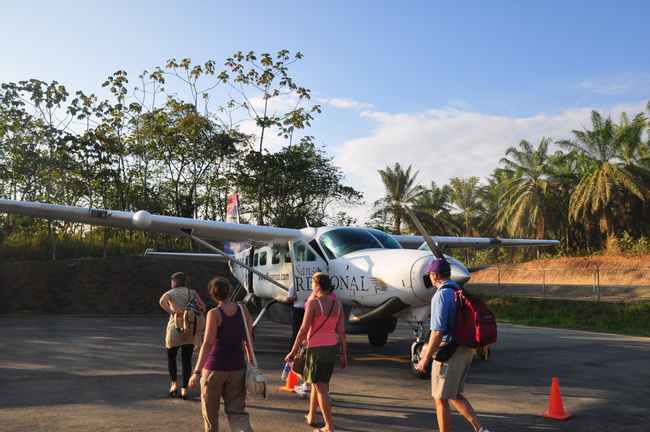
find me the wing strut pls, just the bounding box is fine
[182,232,289,293]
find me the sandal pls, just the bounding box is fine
[304,415,315,427]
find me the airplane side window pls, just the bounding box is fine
[272,248,281,265]
[294,243,305,262]
[285,249,291,263]
[309,239,329,262]
[293,241,316,262]
[260,251,267,266]
[253,253,259,267]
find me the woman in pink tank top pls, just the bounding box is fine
[286,272,347,432]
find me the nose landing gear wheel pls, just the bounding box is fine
[411,342,431,379]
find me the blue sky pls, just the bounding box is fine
[2,1,649,224]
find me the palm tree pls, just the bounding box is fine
[448,176,485,264]
[557,110,649,244]
[544,149,582,251]
[448,176,484,237]
[480,167,513,238]
[408,181,458,236]
[372,163,423,234]
[613,111,650,237]
[497,137,561,240]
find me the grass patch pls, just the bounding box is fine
[483,295,650,337]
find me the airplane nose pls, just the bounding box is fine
[447,255,471,286]
[411,255,472,301]
[411,255,437,301]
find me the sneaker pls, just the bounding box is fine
[478,428,490,432]
[294,383,310,398]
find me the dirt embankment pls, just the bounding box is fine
[1,256,237,315]
[2,255,649,315]
[469,255,650,286]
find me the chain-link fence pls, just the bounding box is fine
[466,264,650,302]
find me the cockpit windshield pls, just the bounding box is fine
[366,228,403,249]
[318,227,402,259]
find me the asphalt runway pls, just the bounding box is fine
[1,316,649,431]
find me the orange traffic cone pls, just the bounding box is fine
[542,377,572,420]
[279,368,298,392]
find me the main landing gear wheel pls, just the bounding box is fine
[368,333,388,347]
[411,342,431,379]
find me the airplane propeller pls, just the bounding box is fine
[403,204,446,261]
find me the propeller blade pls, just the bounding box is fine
[403,204,446,260]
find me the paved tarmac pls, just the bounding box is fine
[1,316,649,431]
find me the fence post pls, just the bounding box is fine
[497,264,501,296]
[596,262,601,301]
[592,263,602,301]
[541,262,546,298]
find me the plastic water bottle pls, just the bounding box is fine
[281,362,292,381]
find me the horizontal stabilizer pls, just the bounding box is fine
[144,250,228,262]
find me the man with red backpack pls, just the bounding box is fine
[417,258,491,432]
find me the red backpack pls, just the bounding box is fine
[449,288,497,348]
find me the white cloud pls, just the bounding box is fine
[320,97,374,110]
[446,99,474,111]
[331,103,648,223]
[579,72,650,95]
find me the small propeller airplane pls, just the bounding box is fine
[0,198,558,377]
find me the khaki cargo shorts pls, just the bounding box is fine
[431,345,474,400]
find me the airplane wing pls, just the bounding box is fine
[0,199,300,247]
[0,199,560,250]
[392,234,559,250]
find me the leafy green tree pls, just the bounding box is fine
[236,139,362,228]
[219,50,321,225]
[149,58,223,217]
[68,90,120,210]
[193,119,248,221]
[373,163,423,235]
[98,71,144,211]
[15,79,77,205]
[0,83,38,200]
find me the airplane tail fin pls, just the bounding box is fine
[224,192,247,255]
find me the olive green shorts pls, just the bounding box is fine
[303,345,337,384]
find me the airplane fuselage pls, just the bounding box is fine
[229,226,472,329]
